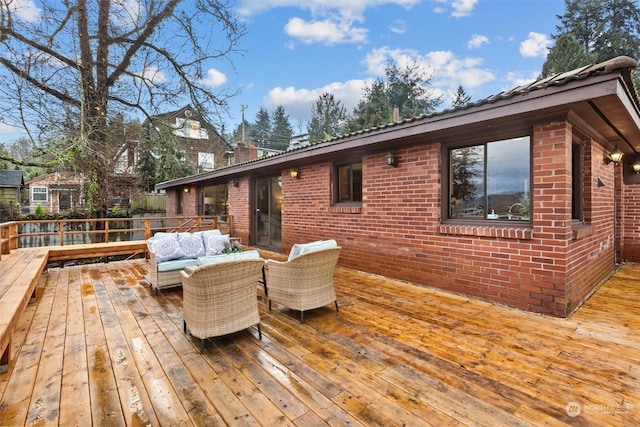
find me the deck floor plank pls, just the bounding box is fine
[26,267,68,426]
[1,258,639,426]
[0,265,56,426]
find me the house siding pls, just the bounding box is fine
[270,119,614,317]
[622,180,640,262]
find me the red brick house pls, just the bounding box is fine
[159,56,640,318]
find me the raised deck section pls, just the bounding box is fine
[0,241,148,372]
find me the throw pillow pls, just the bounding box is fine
[147,233,185,262]
[204,233,230,256]
[178,232,206,258]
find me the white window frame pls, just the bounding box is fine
[32,186,48,202]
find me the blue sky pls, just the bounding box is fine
[1,0,566,143]
[223,0,566,135]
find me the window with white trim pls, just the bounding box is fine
[32,187,48,202]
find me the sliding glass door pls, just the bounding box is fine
[253,176,281,250]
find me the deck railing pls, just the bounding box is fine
[0,215,232,260]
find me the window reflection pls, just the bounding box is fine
[450,137,530,221]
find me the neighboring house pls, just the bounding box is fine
[0,170,24,219]
[288,133,310,150]
[26,172,85,213]
[147,105,233,174]
[158,56,640,318]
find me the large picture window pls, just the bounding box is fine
[336,162,362,204]
[448,136,531,221]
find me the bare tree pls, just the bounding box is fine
[0,0,244,216]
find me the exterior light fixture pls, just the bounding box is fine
[230,178,239,187]
[290,168,299,179]
[385,150,397,167]
[633,157,640,174]
[605,145,624,165]
[183,187,190,193]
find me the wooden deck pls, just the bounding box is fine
[0,254,638,426]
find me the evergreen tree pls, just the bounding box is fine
[307,93,348,143]
[252,108,272,147]
[271,105,293,151]
[544,0,640,76]
[346,79,391,132]
[541,34,597,78]
[136,124,194,192]
[231,119,253,145]
[451,85,471,108]
[346,62,442,133]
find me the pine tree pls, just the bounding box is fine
[271,105,293,151]
[544,0,640,77]
[346,62,442,133]
[451,85,471,108]
[252,108,272,147]
[307,93,348,143]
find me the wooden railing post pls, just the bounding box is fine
[59,220,65,246]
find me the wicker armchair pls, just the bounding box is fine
[181,258,265,352]
[266,247,341,323]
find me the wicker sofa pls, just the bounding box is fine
[181,257,265,352]
[146,229,248,294]
[266,240,341,323]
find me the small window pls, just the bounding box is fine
[572,141,583,221]
[198,152,214,171]
[448,136,531,221]
[32,187,47,202]
[336,162,362,204]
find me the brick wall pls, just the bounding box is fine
[622,179,640,262]
[228,177,251,244]
[272,119,616,317]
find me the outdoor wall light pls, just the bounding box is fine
[230,178,239,187]
[290,168,300,179]
[633,157,640,174]
[183,187,190,193]
[605,145,624,165]
[385,150,398,167]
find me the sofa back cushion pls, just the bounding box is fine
[197,250,261,266]
[288,239,338,261]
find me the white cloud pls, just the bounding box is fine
[364,46,495,95]
[263,79,372,123]
[433,0,477,17]
[505,70,540,89]
[237,0,419,45]
[236,0,420,17]
[9,0,40,22]
[468,34,489,49]
[110,0,143,29]
[389,19,407,34]
[285,17,368,45]
[201,69,228,88]
[519,32,551,58]
[451,0,478,17]
[0,122,24,134]
[142,66,166,83]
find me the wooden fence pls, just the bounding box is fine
[0,215,232,260]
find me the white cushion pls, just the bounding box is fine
[288,239,337,261]
[157,258,198,272]
[203,233,230,256]
[178,232,206,258]
[147,233,185,262]
[196,250,261,266]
